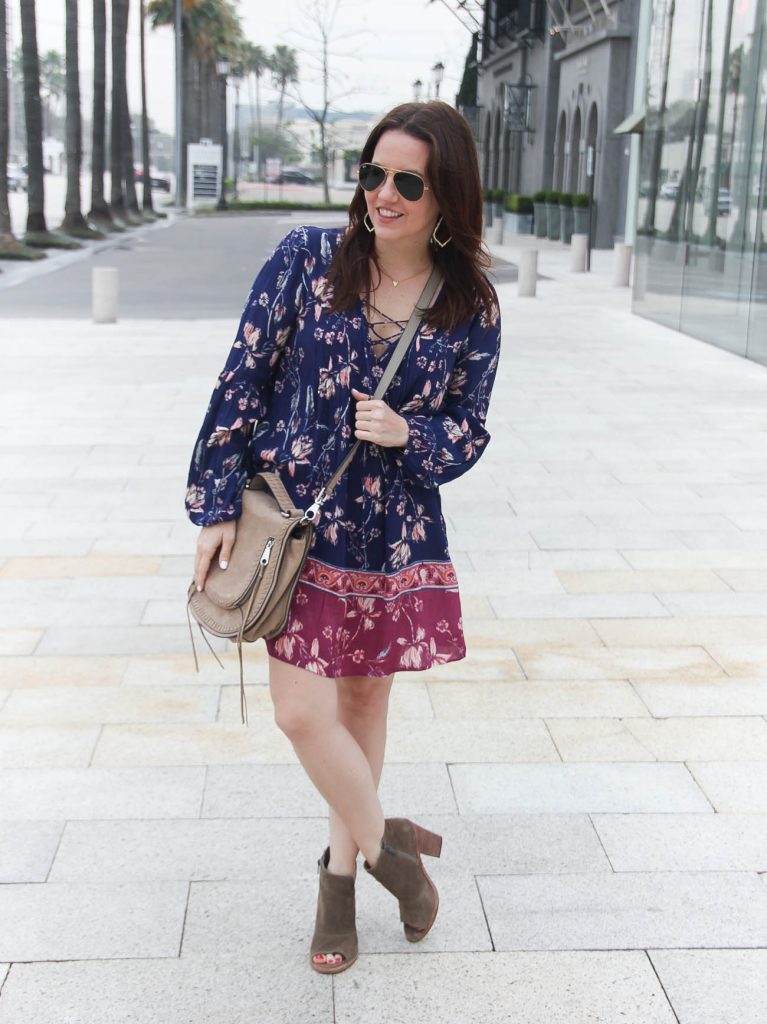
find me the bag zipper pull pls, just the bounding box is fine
[260,538,275,566]
[301,486,327,524]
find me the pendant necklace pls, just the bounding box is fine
[377,261,432,288]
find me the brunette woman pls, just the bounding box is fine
[186,101,501,974]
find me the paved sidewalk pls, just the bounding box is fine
[1,229,767,1022]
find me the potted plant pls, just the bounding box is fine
[573,193,591,235]
[559,192,574,244]
[533,190,547,238]
[492,189,506,223]
[545,190,561,241]
[503,194,534,237]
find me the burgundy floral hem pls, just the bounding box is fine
[264,560,465,677]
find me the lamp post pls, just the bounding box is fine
[232,74,241,202]
[432,61,445,100]
[413,78,423,102]
[215,55,230,211]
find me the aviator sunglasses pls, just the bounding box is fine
[357,162,430,203]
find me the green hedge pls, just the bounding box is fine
[572,193,591,208]
[545,190,561,204]
[532,190,547,203]
[504,193,534,214]
[558,192,573,206]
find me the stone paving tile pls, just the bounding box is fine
[427,678,649,719]
[385,718,558,763]
[548,715,767,762]
[686,762,767,812]
[649,949,767,1024]
[0,629,42,655]
[0,724,99,767]
[515,644,726,680]
[0,766,205,820]
[462,618,601,646]
[557,569,730,593]
[0,685,220,725]
[202,761,457,818]
[0,597,147,628]
[416,648,525,682]
[592,813,767,871]
[333,951,677,1024]
[477,871,767,950]
[490,592,671,619]
[704,644,767,676]
[590,616,767,646]
[0,654,127,688]
[91,722,296,766]
[0,880,188,961]
[0,955,333,1024]
[450,763,712,814]
[631,676,767,716]
[36,624,203,656]
[0,821,64,882]
[0,555,162,578]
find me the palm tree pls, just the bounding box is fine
[61,0,103,238]
[243,42,270,175]
[271,44,298,128]
[39,49,65,136]
[139,0,156,214]
[148,0,246,202]
[20,0,77,247]
[0,0,44,259]
[89,0,117,230]
[110,0,127,221]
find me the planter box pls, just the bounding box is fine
[483,201,494,227]
[573,206,591,235]
[559,205,574,244]
[503,211,533,239]
[546,203,561,241]
[533,202,547,238]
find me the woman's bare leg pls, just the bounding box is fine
[268,656,386,866]
[327,673,394,878]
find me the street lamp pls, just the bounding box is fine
[432,61,445,100]
[413,78,423,102]
[216,55,230,210]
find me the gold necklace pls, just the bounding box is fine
[377,261,433,288]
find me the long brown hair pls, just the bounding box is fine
[328,101,495,332]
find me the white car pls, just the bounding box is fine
[7,162,27,192]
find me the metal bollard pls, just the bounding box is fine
[92,267,119,323]
[518,249,538,297]
[612,242,632,287]
[570,233,588,272]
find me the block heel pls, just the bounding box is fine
[413,823,442,858]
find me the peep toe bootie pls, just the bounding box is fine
[309,847,358,974]
[363,818,443,942]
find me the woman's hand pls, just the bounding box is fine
[194,519,237,591]
[352,388,409,448]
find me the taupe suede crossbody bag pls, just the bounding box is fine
[187,266,443,725]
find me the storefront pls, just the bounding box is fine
[633,0,767,366]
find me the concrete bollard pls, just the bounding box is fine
[570,233,588,272]
[92,267,119,323]
[518,249,538,297]
[612,242,632,286]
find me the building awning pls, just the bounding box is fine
[614,107,646,135]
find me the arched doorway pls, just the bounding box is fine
[501,126,512,191]
[554,111,567,190]
[569,107,582,194]
[586,102,598,182]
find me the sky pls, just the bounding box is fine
[19,0,477,135]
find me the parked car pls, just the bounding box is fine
[7,163,28,192]
[272,168,315,185]
[717,187,732,215]
[659,180,680,199]
[134,166,171,192]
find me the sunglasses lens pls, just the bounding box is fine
[394,172,425,202]
[358,163,386,192]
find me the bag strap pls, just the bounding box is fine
[312,264,443,511]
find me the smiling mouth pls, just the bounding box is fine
[377,207,403,220]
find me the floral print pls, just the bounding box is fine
[185,225,501,676]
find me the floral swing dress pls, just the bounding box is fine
[185,225,501,676]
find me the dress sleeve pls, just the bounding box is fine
[394,296,501,490]
[185,227,309,525]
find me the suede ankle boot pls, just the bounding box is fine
[363,818,442,942]
[309,847,358,974]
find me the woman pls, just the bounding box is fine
[185,101,501,974]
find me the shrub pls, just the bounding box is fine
[559,192,573,206]
[505,194,533,214]
[532,190,547,203]
[545,190,560,204]
[572,193,591,208]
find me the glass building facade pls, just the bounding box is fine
[633,0,767,366]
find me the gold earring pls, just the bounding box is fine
[431,216,452,248]
[363,211,375,234]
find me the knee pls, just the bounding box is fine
[338,678,390,721]
[273,701,313,740]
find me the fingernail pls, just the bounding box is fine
[196,584,202,592]
[220,560,228,570]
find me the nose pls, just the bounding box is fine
[377,170,400,204]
